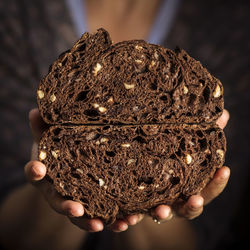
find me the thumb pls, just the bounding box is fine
[29,108,48,143]
[216,109,229,129]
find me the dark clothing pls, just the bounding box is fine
[0,0,250,249]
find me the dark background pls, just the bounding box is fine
[0,0,250,249]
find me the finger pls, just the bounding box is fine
[24,161,46,182]
[201,166,230,205]
[175,195,204,220]
[69,217,104,232]
[151,205,173,223]
[42,185,84,217]
[124,214,144,226]
[216,109,229,129]
[136,214,144,224]
[29,108,48,143]
[150,205,173,225]
[107,219,128,232]
[124,214,139,225]
[40,182,84,217]
[24,161,84,217]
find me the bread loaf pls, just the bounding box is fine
[37,28,226,225]
[37,29,223,125]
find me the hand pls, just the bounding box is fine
[151,109,230,223]
[25,108,144,232]
[107,109,230,227]
[25,108,230,232]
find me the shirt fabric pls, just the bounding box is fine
[66,0,181,45]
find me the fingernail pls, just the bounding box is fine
[161,212,173,221]
[132,216,139,225]
[94,222,104,232]
[126,215,137,225]
[161,207,171,219]
[222,167,230,179]
[190,201,203,210]
[138,214,144,221]
[121,224,128,231]
[117,223,128,232]
[166,213,173,220]
[68,204,84,217]
[31,163,46,180]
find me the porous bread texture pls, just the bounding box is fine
[37,28,224,125]
[39,124,226,225]
[37,28,226,225]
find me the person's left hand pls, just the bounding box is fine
[107,109,230,230]
[147,109,230,224]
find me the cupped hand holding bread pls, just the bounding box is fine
[25,108,229,231]
[25,29,230,232]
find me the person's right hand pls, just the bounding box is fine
[25,109,143,232]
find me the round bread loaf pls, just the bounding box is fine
[37,28,226,225]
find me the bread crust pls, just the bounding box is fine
[37,29,226,225]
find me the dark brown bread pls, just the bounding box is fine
[37,28,223,125]
[37,28,226,225]
[39,124,226,225]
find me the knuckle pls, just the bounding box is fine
[216,176,228,186]
[211,181,227,197]
[185,205,203,220]
[187,209,203,220]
